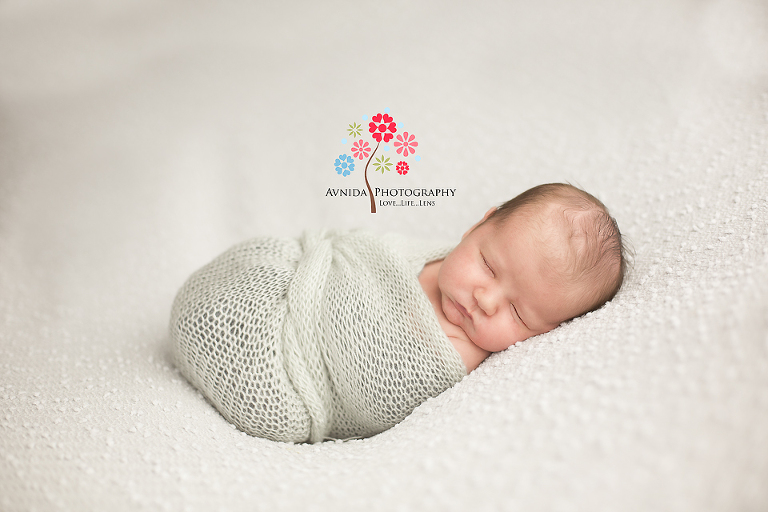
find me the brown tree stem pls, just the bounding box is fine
[363,141,380,214]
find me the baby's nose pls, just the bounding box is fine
[474,288,498,316]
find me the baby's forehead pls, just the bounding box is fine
[490,206,581,272]
[488,210,595,320]
[490,203,565,241]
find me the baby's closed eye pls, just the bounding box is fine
[511,304,528,328]
[482,254,495,276]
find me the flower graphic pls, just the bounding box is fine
[372,155,392,174]
[334,154,355,177]
[368,113,397,143]
[351,139,371,160]
[347,122,362,138]
[334,109,421,213]
[394,131,418,157]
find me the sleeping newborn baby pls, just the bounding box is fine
[170,183,625,443]
[420,183,626,372]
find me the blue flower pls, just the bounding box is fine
[334,154,355,177]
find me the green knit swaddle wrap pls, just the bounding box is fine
[170,230,466,443]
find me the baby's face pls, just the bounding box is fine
[437,207,585,353]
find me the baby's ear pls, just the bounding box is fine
[462,207,499,239]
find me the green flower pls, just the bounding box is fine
[373,155,392,174]
[347,122,362,138]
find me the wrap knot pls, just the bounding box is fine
[281,230,335,442]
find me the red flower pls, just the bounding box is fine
[396,161,409,175]
[351,139,371,160]
[368,113,397,143]
[394,132,418,157]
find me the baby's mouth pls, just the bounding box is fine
[453,299,471,320]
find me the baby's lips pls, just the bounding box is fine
[454,299,471,320]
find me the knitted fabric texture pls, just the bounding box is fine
[169,230,467,443]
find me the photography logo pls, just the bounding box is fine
[331,108,423,214]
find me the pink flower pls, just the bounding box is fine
[351,139,371,160]
[394,132,418,157]
[368,113,397,143]
[396,161,409,175]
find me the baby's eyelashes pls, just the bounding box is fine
[511,304,530,330]
[510,303,523,323]
[482,255,495,276]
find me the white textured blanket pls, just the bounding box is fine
[170,230,465,442]
[1,1,767,511]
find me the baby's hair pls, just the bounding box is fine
[486,183,628,315]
